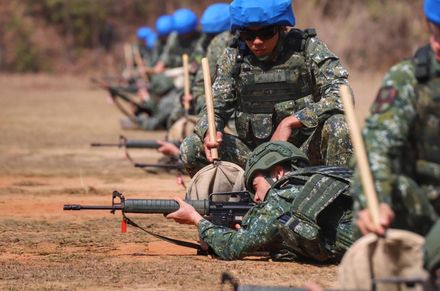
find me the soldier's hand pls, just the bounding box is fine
[154,61,165,74]
[271,116,301,141]
[203,131,223,162]
[356,203,395,236]
[182,93,193,110]
[166,197,203,225]
[157,140,180,157]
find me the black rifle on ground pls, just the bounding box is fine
[90,77,154,117]
[134,162,185,171]
[91,135,180,150]
[64,191,254,252]
[91,135,183,173]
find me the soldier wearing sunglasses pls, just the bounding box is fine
[180,0,353,177]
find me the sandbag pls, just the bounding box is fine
[166,115,197,142]
[339,229,428,291]
[185,161,245,201]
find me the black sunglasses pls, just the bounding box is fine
[238,26,278,42]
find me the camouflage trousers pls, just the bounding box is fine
[180,114,353,177]
[138,93,179,130]
[353,175,440,239]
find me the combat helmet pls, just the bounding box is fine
[200,3,231,34]
[244,141,309,193]
[172,8,198,35]
[136,26,153,40]
[230,0,295,31]
[424,0,440,26]
[155,15,174,37]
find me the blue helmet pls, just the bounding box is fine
[424,0,440,26]
[145,32,158,49]
[172,8,198,35]
[136,26,153,40]
[230,0,295,31]
[201,3,231,34]
[155,15,174,37]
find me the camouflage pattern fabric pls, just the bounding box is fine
[160,32,211,127]
[167,32,234,125]
[181,114,351,177]
[351,45,440,238]
[137,88,182,130]
[192,31,234,114]
[150,39,165,67]
[182,29,353,175]
[198,168,353,261]
[158,31,205,69]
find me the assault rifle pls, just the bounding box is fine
[91,135,183,172]
[64,191,254,252]
[134,162,185,171]
[91,135,180,150]
[90,77,154,116]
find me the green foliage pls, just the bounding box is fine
[29,0,110,48]
[7,15,43,72]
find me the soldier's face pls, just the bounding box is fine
[252,173,271,203]
[240,26,280,58]
[429,22,440,61]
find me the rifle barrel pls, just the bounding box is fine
[90,140,180,149]
[63,204,123,211]
[134,163,184,170]
[90,143,121,147]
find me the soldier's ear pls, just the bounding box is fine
[271,164,285,180]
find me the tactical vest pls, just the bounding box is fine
[274,166,353,262]
[413,45,440,187]
[232,29,317,146]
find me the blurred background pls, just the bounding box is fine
[0,0,428,75]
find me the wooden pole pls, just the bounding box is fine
[201,57,219,160]
[182,54,190,112]
[340,85,381,227]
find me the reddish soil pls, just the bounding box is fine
[0,73,379,290]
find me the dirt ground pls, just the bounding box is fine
[0,73,381,290]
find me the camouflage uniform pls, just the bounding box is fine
[158,31,205,69]
[198,167,353,261]
[150,38,166,67]
[167,31,234,126]
[192,31,234,114]
[137,75,182,130]
[351,45,440,238]
[160,32,211,127]
[181,29,353,176]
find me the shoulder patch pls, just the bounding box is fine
[371,86,398,114]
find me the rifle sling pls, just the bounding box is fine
[123,215,203,251]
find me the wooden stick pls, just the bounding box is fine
[340,85,380,227]
[132,45,147,77]
[182,54,190,112]
[201,57,219,160]
[124,43,133,70]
